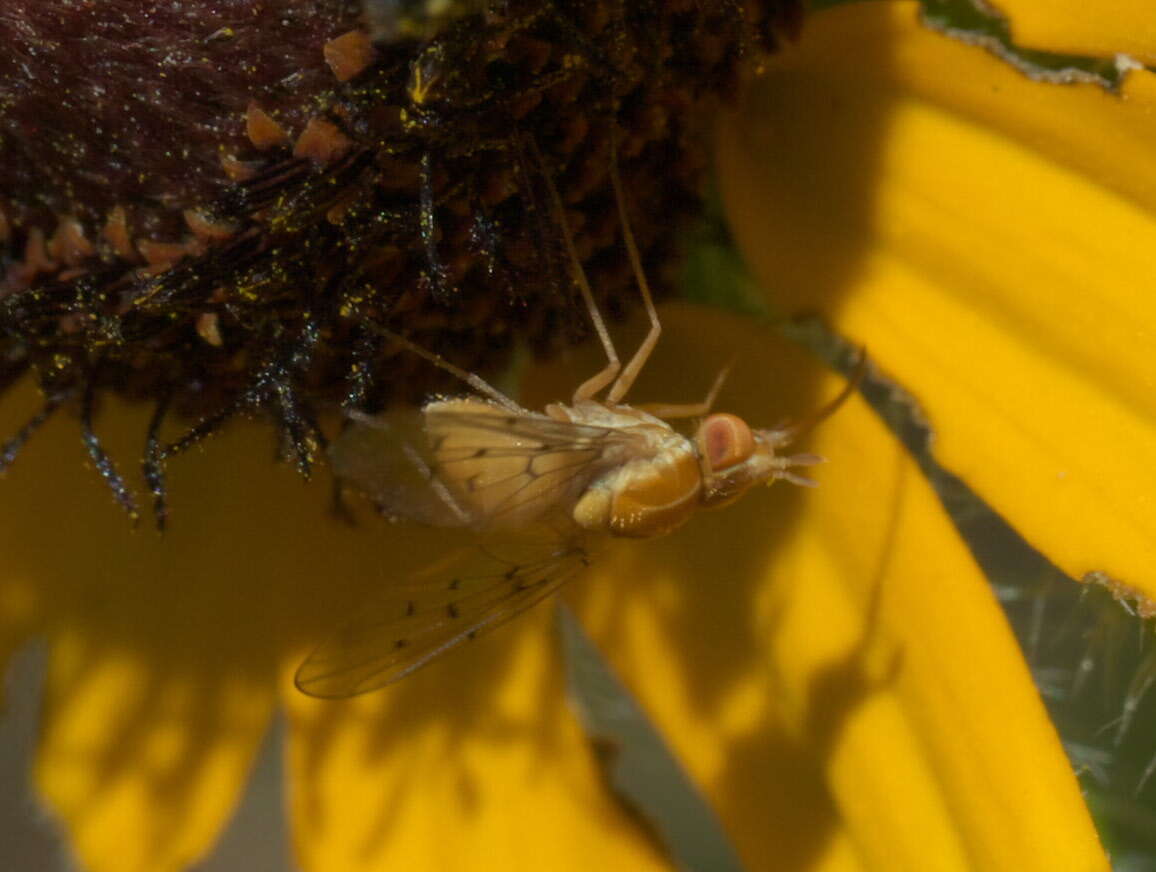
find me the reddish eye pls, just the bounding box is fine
[697,413,755,471]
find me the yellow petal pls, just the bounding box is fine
[0,389,298,872]
[999,0,1156,62]
[565,305,1107,870]
[1,292,1105,868]
[718,2,1156,606]
[0,564,39,709]
[35,641,275,872]
[284,604,669,871]
[4,378,655,872]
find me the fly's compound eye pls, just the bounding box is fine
[696,413,756,472]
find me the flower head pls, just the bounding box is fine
[3,1,1148,870]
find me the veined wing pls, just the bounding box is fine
[295,530,594,697]
[329,409,471,527]
[423,398,647,528]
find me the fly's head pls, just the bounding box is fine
[695,413,823,509]
[696,351,866,508]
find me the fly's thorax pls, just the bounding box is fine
[561,403,702,539]
[554,399,668,430]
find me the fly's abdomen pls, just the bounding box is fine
[573,448,702,538]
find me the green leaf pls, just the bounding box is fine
[557,606,746,872]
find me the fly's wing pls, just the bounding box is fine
[423,399,644,528]
[329,409,471,527]
[295,530,594,697]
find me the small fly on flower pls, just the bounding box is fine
[295,148,864,698]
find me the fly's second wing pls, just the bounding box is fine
[423,399,644,529]
[294,531,593,697]
[329,409,471,527]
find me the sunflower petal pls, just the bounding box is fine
[283,599,672,871]
[558,606,744,872]
[998,0,1156,62]
[566,305,1108,870]
[718,1,1156,606]
[0,387,298,872]
[34,640,275,872]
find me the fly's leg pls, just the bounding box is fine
[764,350,868,447]
[363,324,525,412]
[526,135,621,403]
[509,134,567,306]
[605,139,661,405]
[637,360,735,420]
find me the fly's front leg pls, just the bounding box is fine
[637,361,734,420]
[765,349,868,446]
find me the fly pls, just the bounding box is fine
[296,148,863,698]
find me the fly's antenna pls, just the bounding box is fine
[767,349,868,447]
[363,322,525,413]
[605,137,662,405]
[522,134,622,404]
